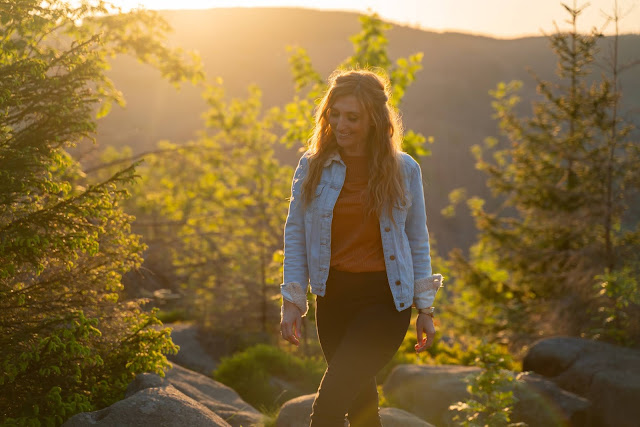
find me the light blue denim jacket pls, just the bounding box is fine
[281,150,443,315]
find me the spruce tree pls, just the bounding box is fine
[448,1,640,344]
[0,1,201,423]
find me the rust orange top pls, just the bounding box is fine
[330,153,386,272]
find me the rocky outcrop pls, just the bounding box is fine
[382,364,589,427]
[64,335,640,427]
[275,393,434,427]
[63,385,230,427]
[524,337,640,427]
[63,364,262,427]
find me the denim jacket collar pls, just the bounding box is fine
[323,150,344,167]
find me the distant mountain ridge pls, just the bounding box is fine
[97,7,640,254]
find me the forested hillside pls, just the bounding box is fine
[95,7,640,254]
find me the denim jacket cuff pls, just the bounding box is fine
[281,282,308,316]
[413,274,444,309]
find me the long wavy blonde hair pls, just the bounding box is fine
[302,69,406,218]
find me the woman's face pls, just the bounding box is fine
[328,94,371,156]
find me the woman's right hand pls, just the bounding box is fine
[280,299,302,346]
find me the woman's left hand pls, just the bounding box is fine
[414,313,436,353]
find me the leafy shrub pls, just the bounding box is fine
[213,344,325,411]
[448,342,525,427]
[1,309,177,425]
[589,267,640,346]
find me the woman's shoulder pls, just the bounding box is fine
[296,149,313,167]
[397,151,421,174]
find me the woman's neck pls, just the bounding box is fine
[339,147,367,158]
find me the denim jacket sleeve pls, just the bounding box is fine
[280,154,310,315]
[404,156,443,309]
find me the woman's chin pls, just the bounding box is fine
[337,140,358,152]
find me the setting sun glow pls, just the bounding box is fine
[108,0,640,38]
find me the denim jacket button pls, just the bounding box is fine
[384,227,390,232]
[389,255,395,261]
[400,303,405,308]
[395,280,401,285]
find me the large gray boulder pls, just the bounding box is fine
[64,364,262,427]
[513,371,590,426]
[524,336,640,427]
[275,393,434,427]
[382,364,478,426]
[165,364,263,427]
[380,407,435,427]
[125,372,167,396]
[63,385,230,426]
[383,364,589,427]
[276,394,317,427]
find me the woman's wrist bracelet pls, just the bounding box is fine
[417,306,435,317]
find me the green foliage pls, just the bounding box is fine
[448,342,525,427]
[441,187,468,218]
[109,79,292,335]
[213,344,325,412]
[589,266,640,345]
[0,0,199,423]
[447,2,640,345]
[429,337,519,372]
[281,13,431,160]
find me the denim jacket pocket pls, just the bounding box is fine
[392,198,412,224]
[314,183,336,219]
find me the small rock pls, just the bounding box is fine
[275,393,434,427]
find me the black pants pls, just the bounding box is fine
[310,269,411,427]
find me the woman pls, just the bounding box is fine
[280,69,443,427]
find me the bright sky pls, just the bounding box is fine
[109,0,640,38]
